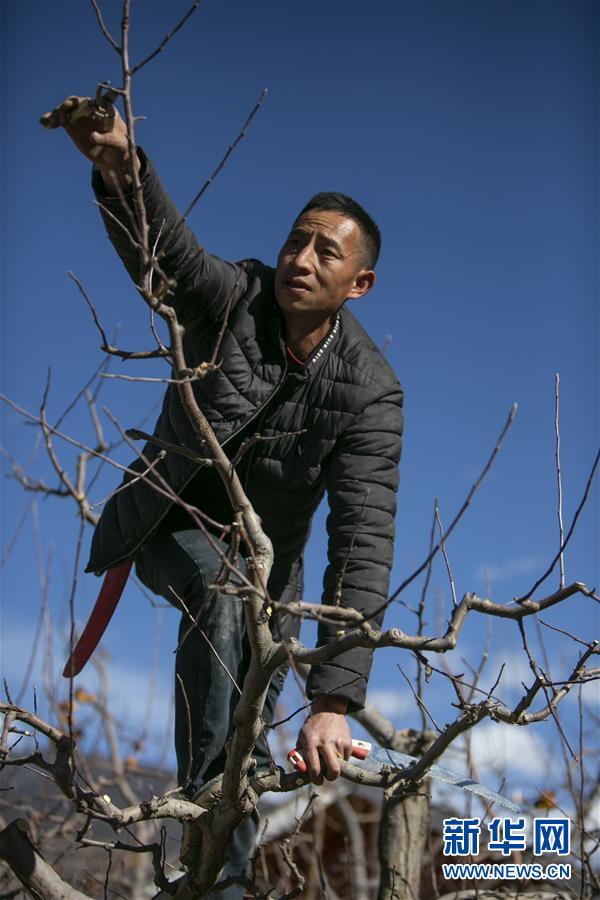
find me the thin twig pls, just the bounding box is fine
[415,500,438,729]
[209,268,245,366]
[517,619,576,759]
[182,88,268,219]
[538,619,591,650]
[176,674,193,791]
[435,500,457,607]
[54,353,113,431]
[125,426,214,467]
[397,665,441,733]
[90,0,121,52]
[229,429,306,471]
[379,403,517,617]
[100,369,205,383]
[67,519,86,760]
[90,456,166,514]
[0,497,35,570]
[69,271,109,346]
[519,445,600,601]
[130,1,203,75]
[69,271,170,360]
[173,589,243,696]
[0,448,69,498]
[332,491,368,607]
[85,390,108,452]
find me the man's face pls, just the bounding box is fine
[275,210,374,319]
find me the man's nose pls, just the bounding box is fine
[292,244,313,271]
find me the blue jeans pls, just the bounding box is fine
[136,528,286,895]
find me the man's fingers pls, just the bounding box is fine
[302,745,324,785]
[39,96,85,129]
[39,108,60,129]
[320,744,342,782]
[295,708,352,785]
[340,737,352,760]
[59,97,80,127]
[299,742,344,784]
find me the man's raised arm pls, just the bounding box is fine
[40,96,246,326]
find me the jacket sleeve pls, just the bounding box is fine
[92,148,247,327]
[305,384,403,712]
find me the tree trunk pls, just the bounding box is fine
[0,818,93,900]
[376,777,431,900]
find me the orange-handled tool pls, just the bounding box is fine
[288,736,521,813]
[287,739,372,773]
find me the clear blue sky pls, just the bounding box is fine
[1,1,598,799]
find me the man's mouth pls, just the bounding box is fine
[285,279,311,293]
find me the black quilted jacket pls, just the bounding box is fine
[86,152,404,710]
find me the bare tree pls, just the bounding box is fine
[1,4,598,899]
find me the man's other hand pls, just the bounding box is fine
[39,96,139,191]
[296,695,352,785]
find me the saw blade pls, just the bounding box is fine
[364,746,520,813]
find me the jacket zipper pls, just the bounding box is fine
[238,315,339,493]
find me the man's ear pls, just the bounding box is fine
[348,269,376,300]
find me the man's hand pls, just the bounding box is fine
[296,695,352,785]
[39,95,139,192]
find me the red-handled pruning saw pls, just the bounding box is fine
[62,560,132,678]
[288,739,520,813]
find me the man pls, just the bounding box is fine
[41,96,403,885]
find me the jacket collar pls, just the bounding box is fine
[303,312,341,375]
[268,302,341,378]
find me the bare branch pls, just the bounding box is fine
[229,428,306,471]
[174,589,243,697]
[100,369,208,383]
[130,1,203,75]
[124,426,213,466]
[0,497,35,570]
[1,446,70,498]
[89,450,166,510]
[37,375,97,525]
[519,445,599,600]
[381,402,518,615]
[0,818,93,900]
[397,665,441,733]
[209,268,245,366]
[69,270,110,346]
[182,88,268,220]
[514,620,576,761]
[90,0,120,52]
[538,618,592,648]
[69,271,170,360]
[283,581,596,668]
[85,390,107,452]
[435,500,457,607]
[53,350,113,431]
[333,491,368,607]
[1,393,189,505]
[93,198,143,255]
[176,673,193,792]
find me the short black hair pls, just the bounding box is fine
[298,192,381,269]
